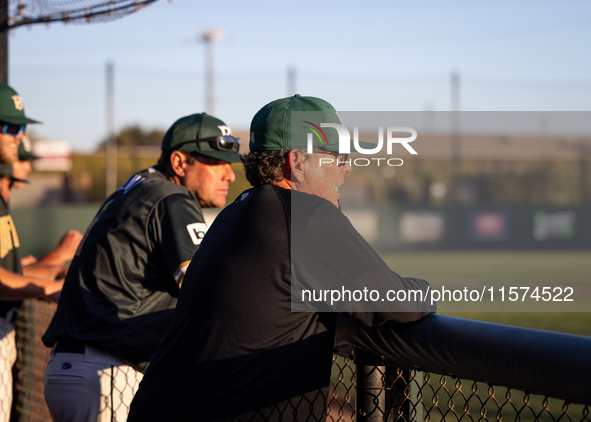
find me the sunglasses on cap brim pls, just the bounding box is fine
[1,123,26,137]
[315,147,349,167]
[179,136,240,152]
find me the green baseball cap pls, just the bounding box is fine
[0,84,40,125]
[161,113,241,163]
[250,95,341,151]
[18,136,39,161]
[249,94,373,152]
[0,164,26,183]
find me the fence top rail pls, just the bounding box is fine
[335,314,591,405]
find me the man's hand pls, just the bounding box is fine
[36,230,84,265]
[57,230,84,258]
[21,255,38,266]
[45,279,64,303]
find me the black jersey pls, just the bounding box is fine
[0,196,23,319]
[128,184,434,422]
[43,167,207,371]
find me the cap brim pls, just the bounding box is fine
[0,116,41,125]
[0,173,27,183]
[20,153,40,161]
[11,177,29,184]
[196,150,242,163]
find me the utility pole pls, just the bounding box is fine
[287,66,296,96]
[201,29,224,115]
[450,69,462,203]
[105,61,117,197]
[0,0,8,84]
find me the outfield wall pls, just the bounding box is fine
[10,203,591,258]
[343,204,591,250]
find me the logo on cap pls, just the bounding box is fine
[217,125,232,136]
[11,95,23,111]
[303,121,328,145]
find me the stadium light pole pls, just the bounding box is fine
[450,69,462,203]
[201,29,225,116]
[0,0,7,84]
[287,66,297,96]
[105,60,117,197]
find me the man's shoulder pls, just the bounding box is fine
[210,185,290,235]
[228,184,289,208]
[123,167,194,201]
[228,185,340,220]
[99,168,199,223]
[291,189,342,218]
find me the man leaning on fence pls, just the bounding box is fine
[42,112,241,422]
[128,95,436,422]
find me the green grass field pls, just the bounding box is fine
[379,250,591,336]
[329,250,590,421]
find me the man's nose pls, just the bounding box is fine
[342,160,352,174]
[224,164,236,183]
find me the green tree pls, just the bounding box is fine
[100,125,165,147]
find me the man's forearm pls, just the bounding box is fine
[0,267,63,301]
[23,263,68,280]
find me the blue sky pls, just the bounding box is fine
[8,0,591,152]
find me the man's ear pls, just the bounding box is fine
[170,151,187,178]
[288,150,306,183]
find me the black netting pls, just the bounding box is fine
[8,0,158,27]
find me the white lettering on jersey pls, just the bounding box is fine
[217,125,232,136]
[118,174,145,194]
[187,223,208,245]
[0,215,19,259]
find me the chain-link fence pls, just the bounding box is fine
[9,300,591,421]
[328,357,591,422]
[12,298,55,422]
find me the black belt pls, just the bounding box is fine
[55,340,85,354]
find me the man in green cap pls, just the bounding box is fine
[0,84,39,166]
[10,136,37,190]
[10,136,84,270]
[128,95,434,422]
[0,84,63,422]
[42,112,241,422]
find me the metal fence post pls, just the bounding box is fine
[355,349,387,422]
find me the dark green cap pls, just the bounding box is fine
[0,164,26,183]
[0,84,40,125]
[18,136,39,161]
[161,113,241,163]
[249,94,343,151]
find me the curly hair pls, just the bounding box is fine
[242,150,292,186]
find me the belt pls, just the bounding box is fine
[55,340,86,354]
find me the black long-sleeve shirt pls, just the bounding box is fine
[129,184,434,422]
